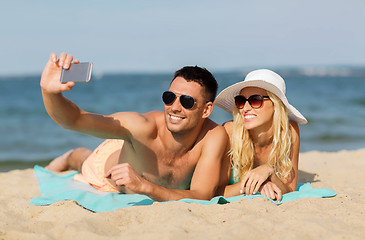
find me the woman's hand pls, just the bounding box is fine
[259,181,282,202]
[240,164,274,196]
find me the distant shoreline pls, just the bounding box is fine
[1,65,365,79]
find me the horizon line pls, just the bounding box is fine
[1,64,365,79]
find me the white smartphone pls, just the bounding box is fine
[60,62,93,83]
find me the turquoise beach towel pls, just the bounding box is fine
[31,166,336,212]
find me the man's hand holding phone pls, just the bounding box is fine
[40,52,92,94]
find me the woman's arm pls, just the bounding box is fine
[261,121,301,199]
[240,122,301,198]
[277,121,301,192]
[223,181,242,198]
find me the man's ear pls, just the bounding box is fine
[202,102,213,119]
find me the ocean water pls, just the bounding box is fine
[1,67,365,171]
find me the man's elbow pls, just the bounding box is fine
[61,123,76,131]
[56,117,82,132]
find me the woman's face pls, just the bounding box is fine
[238,87,274,131]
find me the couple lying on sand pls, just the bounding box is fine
[42,52,307,203]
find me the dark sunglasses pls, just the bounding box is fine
[234,95,270,109]
[162,91,196,109]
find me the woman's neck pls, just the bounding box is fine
[249,126,274,148]
[250,129,274,167]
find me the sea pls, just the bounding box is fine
[1,67,365,172]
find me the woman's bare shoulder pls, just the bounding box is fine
[222,120,233,135]
[289,121,300,142]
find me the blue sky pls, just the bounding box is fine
[1,0,364,76]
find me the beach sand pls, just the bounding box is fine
[1,149,364,240]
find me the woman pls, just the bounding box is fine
[214,69,307,201]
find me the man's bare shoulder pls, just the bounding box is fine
[196,119,229,162]
[111,111,164,138]
[201,118,229,141]
[142,111,164,121]
[111,111,162,123]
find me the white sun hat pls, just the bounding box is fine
[214,69,307,125]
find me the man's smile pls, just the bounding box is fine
[169,114,185,122]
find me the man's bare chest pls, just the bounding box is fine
[121,140,199,189]
[143,151,198,189]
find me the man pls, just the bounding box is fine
[41,52,228,201]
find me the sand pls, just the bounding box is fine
[1,149,365,240]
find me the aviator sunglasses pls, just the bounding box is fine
[234,95,270,109]
[162,91,196,109]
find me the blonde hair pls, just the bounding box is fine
[229,91,292,181]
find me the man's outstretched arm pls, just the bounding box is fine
[41,52,80,128]
[40,52,150,140]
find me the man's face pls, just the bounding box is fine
[164,77,207,134]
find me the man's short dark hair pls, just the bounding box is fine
[172,66,218,102]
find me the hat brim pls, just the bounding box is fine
[214,80,307,125]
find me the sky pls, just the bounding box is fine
[1,0,364,76]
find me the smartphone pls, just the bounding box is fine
[60,62,93,83]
